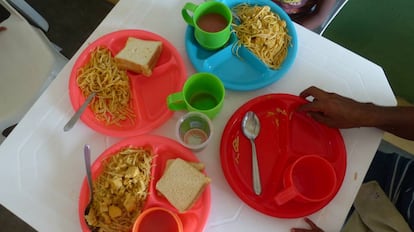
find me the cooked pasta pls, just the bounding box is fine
[232,135,240,153]
[232,4,291,69]
[77,46,135,126]
[85,147,153,232]
[233,135,240,164]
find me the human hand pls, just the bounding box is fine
[291,217,324,232]
[297,86,371,128]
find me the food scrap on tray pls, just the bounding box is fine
[84,146,153,232]
[232,135,240,164]
[231,3,291,69]
[156,158,210,213]
[76,46,135,126]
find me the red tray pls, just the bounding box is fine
[79,135,211,232]
[69,30,186,137]
[220,94,346,218]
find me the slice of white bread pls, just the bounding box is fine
[156,158,210,212]
[114,37,162,76]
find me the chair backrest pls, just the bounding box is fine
[6,0,49,31]
[0,0,67,141]
[323,0,414,103]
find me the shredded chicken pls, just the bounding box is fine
[85,146,153,232]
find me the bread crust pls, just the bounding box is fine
[155,158,210,212]
[114,38,162,76]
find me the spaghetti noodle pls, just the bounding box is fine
[85,147,153,232]
[232,4,291,69]
[77,46,135,126]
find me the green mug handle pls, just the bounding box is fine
[167,92,187,111]
[181,2,198,27]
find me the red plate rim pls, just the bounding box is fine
[220,93,346,218]
[68,29,186,137]
[78,135,211,232]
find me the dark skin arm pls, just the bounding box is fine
[297,86,414,141]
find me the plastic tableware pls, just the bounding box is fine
[82,144,98,232]
[132,207,183,232]
[184,0,298,91]
[182,1,232,50]
[176,111,213,151]
[167,72,225,119]
[78,135,211,232]
[220,93,346,218]
[241,111,262,195]
[274,155,337,205]
[64,92,96,132]
[69,30,186,137]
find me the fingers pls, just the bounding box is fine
[306,111,329,124]
[297,86,331,114]
[304,217,320,229]
[291,218,324,232]
[291,229,312,232]
[297,101,323,113]
[299,86,328,99]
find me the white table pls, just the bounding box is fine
[0,0,396,231]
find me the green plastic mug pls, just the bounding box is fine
[167,72,225,119]
[182,1,232,50]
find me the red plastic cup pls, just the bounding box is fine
[132,207,183,232]
[274,155,337,205]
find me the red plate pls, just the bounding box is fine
[69,30,186,137]
[220,94,346,218]
[78,135,211,232]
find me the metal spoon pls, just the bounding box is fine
[83,144,98,232]
[63,92,96,132]
[241,111,262,195]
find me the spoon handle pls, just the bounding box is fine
[84,144,93,201]
[64,92,96,132]
[250,139,261,195]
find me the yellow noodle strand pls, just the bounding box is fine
[77,46,135,126]
[232,4,291,69]
[85,147,153,232]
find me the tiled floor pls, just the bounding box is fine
[0,1,114,231]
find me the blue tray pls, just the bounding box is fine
[185,0,298,91]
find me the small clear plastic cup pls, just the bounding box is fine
[176,111,213,151]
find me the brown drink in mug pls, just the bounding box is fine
[182,1,232,50]
[197,12,228,33]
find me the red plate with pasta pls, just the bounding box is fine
[68,30,186,137]
[220,94,346,218]
[78,135,211,232]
